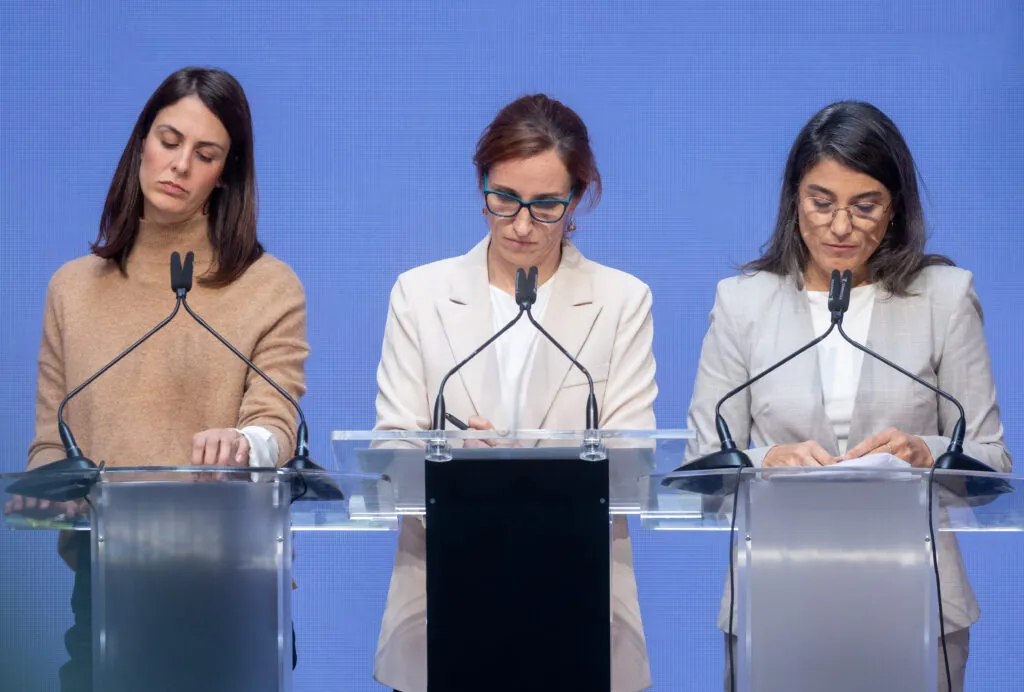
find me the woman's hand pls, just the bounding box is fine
[464,416,498,449]
[191,428,251,466]
[762,441,838,467]
[841,428,934,468]
[3,494,86,520]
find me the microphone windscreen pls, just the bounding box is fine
[515,267,529,306]
[827,269,842,312]
[527,266,539,305]
[183,251,195,292]
[170,252,183,292]
[840,269,853,312]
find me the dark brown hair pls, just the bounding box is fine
[744,100,952,295]
[473,94,601,210]
[93,66,261,286]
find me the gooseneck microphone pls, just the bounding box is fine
[431,267,535,431]
[174,252,321,476]
[11,255,192,500]
[519,266,600,430]
[829,269,995,475]
[670,269,847,479]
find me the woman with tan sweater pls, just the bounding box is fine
[20,67,309,691]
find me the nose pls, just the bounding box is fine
[829,208,854,238]
[170,148,191,177]
[511,206,533,237]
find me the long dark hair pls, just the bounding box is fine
[744,101,952,295]
[92,67,261,286]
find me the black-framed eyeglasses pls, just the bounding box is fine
[483,174,574,223]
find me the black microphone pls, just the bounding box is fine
[519,266,600,430]
[174,253,340,501]
[175,254,320,469]
[829,269,998,478]
[10,254,190,501]
[431,267,533,431]
[666,270,848,493]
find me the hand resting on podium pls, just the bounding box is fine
[462,415,522,449]
[191,427,252,466]
[763,428,934,468]
[3,494,88,522]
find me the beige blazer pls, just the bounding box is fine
[373,237,658,692]
[685,266,1012,633]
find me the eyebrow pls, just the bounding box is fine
[490,183,568,200]
[806,184,885,202]
[156,124,227,152]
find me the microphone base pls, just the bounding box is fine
[933,451,1012,498]
[663,449,753,496]
[283,454,345,502]
[8,455,100,502]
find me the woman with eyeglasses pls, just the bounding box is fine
[372,94,657,692]
[685,100,1011,691]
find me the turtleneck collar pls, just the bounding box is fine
[128,214,215,271]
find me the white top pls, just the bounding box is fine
[806,284,876,454]
[490,274,557,429]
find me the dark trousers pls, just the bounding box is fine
[58,534,297,692]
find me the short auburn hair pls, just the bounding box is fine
[473,94,601,210]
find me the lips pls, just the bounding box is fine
[824,243,858,254]
[158,181,187,195]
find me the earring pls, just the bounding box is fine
[481,207,488,216]
[567,218,577,233]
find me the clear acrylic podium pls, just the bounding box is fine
[3,431,1023,691]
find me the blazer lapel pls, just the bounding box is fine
[520,243,601,431]
[437,238,505,428]
[776,280,839,454]
[847,289,916,446]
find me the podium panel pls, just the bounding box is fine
[93,477,292,692]
[738,473,935,692]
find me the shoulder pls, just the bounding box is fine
[904,264,980,319]
[48,255,113,290]
[394,254,464,291]
[713,270,789,312]
[906,265,973,297]
[240,253,306,300]
[45,255,119,307]
[579,255,650,301]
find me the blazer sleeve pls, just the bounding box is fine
[374,275,431,432]
[236,268,309,465]
[27,276,70,470]
[919,272,1012,472]
[600,285,657,429]
[685,280,774,466]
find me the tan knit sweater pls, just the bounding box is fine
[28,215,309,470]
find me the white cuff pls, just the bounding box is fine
[237,426,280,468]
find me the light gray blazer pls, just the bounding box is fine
[685,266,1011,632]
[373,237,658,692]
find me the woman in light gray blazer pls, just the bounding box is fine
[686,101,1011,692]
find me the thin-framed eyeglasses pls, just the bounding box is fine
[801,196,891,230]
[483,174,574,223]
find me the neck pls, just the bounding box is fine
[486,244,560,294]
[804,265,871,291]
[129,214,214,270]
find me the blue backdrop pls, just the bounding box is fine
[2,1,1022,689]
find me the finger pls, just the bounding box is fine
[203,438,221,466]
[843,433,885,460]
[467,416,495,430]
[217,435,235,467]
[808,442,836,466]
[235,436,250,466]
[192,435,206,466]
[799,452,824,467]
